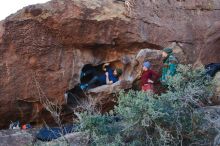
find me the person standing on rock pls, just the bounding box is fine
[80,63,122,91]
[161,48,178,84]
[140,61,160,92]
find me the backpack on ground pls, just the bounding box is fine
[205,63,220,77]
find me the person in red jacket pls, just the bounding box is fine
[141,61,159,92]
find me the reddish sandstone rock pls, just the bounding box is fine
[0,0,220,128]
[201,21,220,64]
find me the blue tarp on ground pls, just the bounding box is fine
[36,125,78,141]
[205,63,220,77]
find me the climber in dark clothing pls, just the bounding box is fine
[80,63,122,90]
[80,66,97,79]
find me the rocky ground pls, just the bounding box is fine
[0,129,89,146]
[0,0,220,145]
[0,106,220,146]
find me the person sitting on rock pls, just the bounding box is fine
[141,61,159,92]
[161,48,178,84]
[80,63,122,91]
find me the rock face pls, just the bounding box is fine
[212,72,220,104]
[201,21,220,64]
[0,0,220,128]
[0,129,37,146]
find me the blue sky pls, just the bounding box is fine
[0,0,50,20]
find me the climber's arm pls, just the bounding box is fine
[105,72,113,85]
[102,63,110,71]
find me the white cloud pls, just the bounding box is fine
[0,0,50,20]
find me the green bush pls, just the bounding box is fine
[79,65,214,146]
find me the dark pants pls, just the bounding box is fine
[87,76,105,89]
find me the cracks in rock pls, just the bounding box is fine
[141,19,161,28]
[133,16,171,33]
[177,7,220,11]
[130,15,162,28]
[125,42,162,50]
[168,40,194,45]
[16,98,39,103]
[69,49,77,88]
[58,47,64,73]
[63,41,162,50]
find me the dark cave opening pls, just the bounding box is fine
[65,61,124,106]
[64,63,105,107]
[80,63,105,85]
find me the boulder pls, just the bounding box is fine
[0,129,89,146]
[0,0,220,128]
[212,72,220,104]
[0,129,37,146]
[87,80,132,112]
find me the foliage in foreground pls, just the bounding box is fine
[79,65,216,146]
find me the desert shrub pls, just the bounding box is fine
[79,65,215,146]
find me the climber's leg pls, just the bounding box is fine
[80,76,99,90]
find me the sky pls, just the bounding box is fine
[0,0,50,20]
